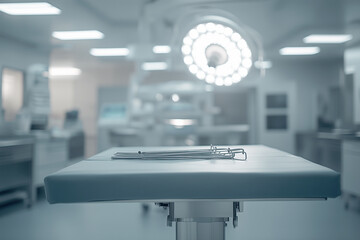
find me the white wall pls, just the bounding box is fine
[345,47,360,125]
[49,79,75,124]
[143,58,343,154]
[49,43,344,156]
[254,59,343,153]
[0,36,49,71]
[266,59,342,130]
[49,48,135,157]
[0,36,49,121]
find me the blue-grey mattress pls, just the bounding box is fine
[44,145,340,203]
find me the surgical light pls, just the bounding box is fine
[0,2,61,15]
[153,45,171,54]
[182,22,252,86]
[49,67,81,77]
[90,48,129,56]
[52,30,104,40]
[303,34,353,44]
[279,47,320,55]
[142,62,168,71]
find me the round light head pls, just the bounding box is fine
[182,22,252,86]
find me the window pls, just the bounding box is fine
[1,67,24,121]
[266,94,287,108]
[265,93,288,130]
[266,115,287,130]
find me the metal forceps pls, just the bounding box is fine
[111,145,247,161]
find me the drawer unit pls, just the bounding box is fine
[342,140,360,196]
[0,137,34,207]
[35,139,67,166]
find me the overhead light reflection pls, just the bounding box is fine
[279,47,320,55]
[0,2,61,15]
[303,34,352,44]
[165,119,196,126]
[90,48,129,56]
[49,67,81,77]
[53,30,104,40]
[153,45,171,54]
[142,62,168,71]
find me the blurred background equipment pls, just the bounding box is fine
[26,64,51,130]
[0,0,360,239]
[0,64,85,205]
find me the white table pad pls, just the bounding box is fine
[44,145,340,203]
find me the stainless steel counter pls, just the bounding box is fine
[316,132,360,141]
[0,136,34,147]
[296,131,360,173]
[0,135,35,207]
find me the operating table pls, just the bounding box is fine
[44,145,340,240]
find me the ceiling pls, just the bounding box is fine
[0,0,359,62]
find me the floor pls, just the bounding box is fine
[0,195,359,240]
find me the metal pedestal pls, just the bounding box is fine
[161,201,242,240]
[176,219,225,240]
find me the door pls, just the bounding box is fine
[257,81,297,154]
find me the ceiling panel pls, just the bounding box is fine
[79,0,146,23]
[0,0,354,60]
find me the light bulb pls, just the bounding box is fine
[181,45,191,55]
[242,58,252,69]
[215,77,224,86]
[232,73,241,83]
[239,67,248,77]
[205,75,215,83]
[224,77,233,86]
[237,39,248,49]
[231,32,241,42]
[189,29,199,39]
[224,27,233,36]
[183,36,193,45]
[184,56,193,65]
[242,48,252,58]
[216,24,224,34]
[196,24,206,33]
[205,22,216,32]
[196,71,205,80]
[189,64,198,74]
